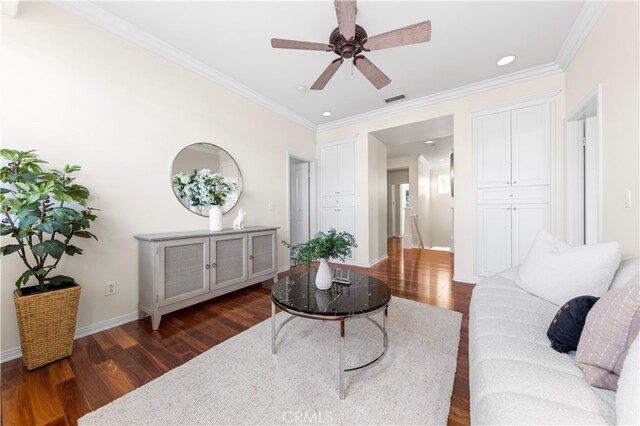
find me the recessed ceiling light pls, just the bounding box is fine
[297,85,308,92]
[439,159,444,162]
[322,111,332,117]
[497,55,516,66]
[425,140,435,144]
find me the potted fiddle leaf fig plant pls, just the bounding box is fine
[283,228,356,290]
[0,149,98,370]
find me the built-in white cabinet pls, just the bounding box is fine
[476,203,551,276]
[318,140,356,262]
[135,227,278,329]
[476,103,551,189]
[474,97,555,278]
[320,141,355,196]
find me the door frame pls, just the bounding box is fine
[286,151,316,263]
[565,84,603,245]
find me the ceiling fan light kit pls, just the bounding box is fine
[271,0,432,91]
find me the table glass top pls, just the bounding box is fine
[272,269,391,317]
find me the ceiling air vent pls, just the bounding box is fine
[384,94,405,104]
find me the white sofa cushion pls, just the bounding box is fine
[610,257,640,290]
[469,274,616,425]
[616,335,640,425]
[518,231,622,306]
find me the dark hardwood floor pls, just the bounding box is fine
[1,238,473,425]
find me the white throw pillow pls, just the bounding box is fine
[517,231,622,306]
[617,335,639,425]
[610,257,640,290]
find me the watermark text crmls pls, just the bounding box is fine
[282,410,334,424]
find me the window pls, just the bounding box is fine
[437,174,451,194]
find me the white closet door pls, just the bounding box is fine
[321,208,339,232]
[475,111,512,188]
[336,142,355,195]
[337,206,355,260]
[320,145,337,196]
[477,204,512,276]
[511,203,551,266]
[511,104,551,187]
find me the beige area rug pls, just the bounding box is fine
[79,297,462,425]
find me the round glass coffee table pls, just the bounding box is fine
[271,269,391,399]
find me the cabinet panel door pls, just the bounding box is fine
[320,145,337,196]
[477,205,512,276]
[249,231,276,278]
[336,142,355,195]
[157,237,210,307]
[511,104,551,187]
[211,234,247,289]
[321,207,339,232]
[476,112,512,188]
[511,203,551,266]
[337,206,356,260]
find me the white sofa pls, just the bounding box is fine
[469,258,639,425]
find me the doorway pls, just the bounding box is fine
[566,85,602,246]
[287,154,313,266]
[388,169,410,237]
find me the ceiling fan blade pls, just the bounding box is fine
[363,20,431,51]
[271,38,334,51]
[334,0,357,40]
[353,56,391,90]
[311,58,344,90]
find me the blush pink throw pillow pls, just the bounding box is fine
[576,285,640,390]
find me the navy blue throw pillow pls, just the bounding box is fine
[547,295,599,353]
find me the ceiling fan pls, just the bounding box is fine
[270,0,431,90]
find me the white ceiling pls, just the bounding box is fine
[86,1,585,126]
[372,115,453,163]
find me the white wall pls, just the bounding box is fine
[565,1,639,257]
[429,166,454,248]
[367,134,387,264]
[317,74,565,282]
[1,3,315,352]
[417,155,431,248]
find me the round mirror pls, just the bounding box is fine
[171,143,242,216]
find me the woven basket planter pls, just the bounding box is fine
[13,284,81,370]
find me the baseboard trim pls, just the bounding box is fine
[368,255,388,267]
[452,275,478,284]
[0,311,139,364]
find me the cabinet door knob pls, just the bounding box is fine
[205,264,210,269]
[211,262,216,268]
[513,181,517,184]
[513,207,517,211]
[507,181,511,184]
[507,207,511,210]
[509,194,514,198]
[249,255,254,260]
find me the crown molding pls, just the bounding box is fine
[555,1,608,70]
[51,1,317,132]
[316,63,562,132]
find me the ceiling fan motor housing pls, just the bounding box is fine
[330,24,368,59]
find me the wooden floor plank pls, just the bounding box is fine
[1,238,472,425]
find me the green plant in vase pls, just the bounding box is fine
[283,228,357,290]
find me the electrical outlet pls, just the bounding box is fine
[105,281,117,296]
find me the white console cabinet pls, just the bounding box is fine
[135,227,278,329]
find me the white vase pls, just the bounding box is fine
[315,259,333,290]
[209,205,223,231]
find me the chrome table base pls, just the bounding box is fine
[271,301,389,400]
